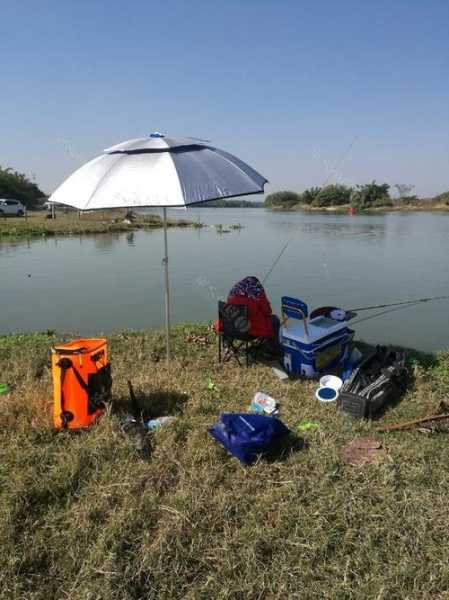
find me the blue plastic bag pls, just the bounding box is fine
[208,413,290,465]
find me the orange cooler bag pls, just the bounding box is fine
[51,338,112,429]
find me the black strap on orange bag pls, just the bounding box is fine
[58,358,75,428]
[57,357,110,427]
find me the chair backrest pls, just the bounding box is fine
[281,296,308,320]
[218,301,251,339]
[281,296,309,338]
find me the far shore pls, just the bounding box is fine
[267,202,449,214]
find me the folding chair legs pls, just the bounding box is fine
[217,335,253,367]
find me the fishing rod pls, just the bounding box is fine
[349,294,449,326]
[261,135,359,288]
[350,302,423,326]
[262,238,292,285]
[348,294,449,313]
[262,136,359,287]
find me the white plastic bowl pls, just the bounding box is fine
[319,375,343,391]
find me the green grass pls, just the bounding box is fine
[1,326,449,598]
[0,211,197,239]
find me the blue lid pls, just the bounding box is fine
[316,386,338,402]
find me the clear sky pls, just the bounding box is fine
[1,0,448,197]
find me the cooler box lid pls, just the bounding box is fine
[281,316,348,344]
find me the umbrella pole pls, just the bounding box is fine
[163,208,171,363]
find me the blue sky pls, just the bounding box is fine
[1,0,448,197]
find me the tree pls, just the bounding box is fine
[0,166,46,209]
[394,184,415,199]
[312,184,352,207]
[351,181,391,208]
[264,191,301,208]
[394,184,417,204]
[300,187,321,205]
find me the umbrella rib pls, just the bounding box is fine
[212,148,268,188]
[83,154,125,210]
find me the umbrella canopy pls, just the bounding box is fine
[50,133,267,210]
[49,132,268,360]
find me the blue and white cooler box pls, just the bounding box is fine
[280,297,354,378]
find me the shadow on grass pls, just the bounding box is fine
[263,434,308,464]
[113,388,188,421]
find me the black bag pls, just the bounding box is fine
[338,347,407,419]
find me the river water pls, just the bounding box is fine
[1,208,449,352]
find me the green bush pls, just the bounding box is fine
[300,187,322,205]
[312,184,352,207]
[0,166,46,209]
[432,191,449,205]
[351,181,391,208]
[264,191,301,209]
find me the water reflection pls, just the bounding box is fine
[93,232,123,252]
[268,217,386,240]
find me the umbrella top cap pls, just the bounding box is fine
[104,134,210,153]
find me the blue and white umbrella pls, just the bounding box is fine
[49,132,268,359]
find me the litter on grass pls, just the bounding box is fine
[146,416,176,431]
[297,420,320,432]
[271,363,290,381]
[340,437,386,466]
[250,391,278,415]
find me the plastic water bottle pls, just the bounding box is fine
[145,416,176,431]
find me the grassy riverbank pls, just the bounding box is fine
[1,325,449,598]
[0,210,197,239]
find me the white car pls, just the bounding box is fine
[0,199,26,216]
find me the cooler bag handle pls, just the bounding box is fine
[57,358,78,427]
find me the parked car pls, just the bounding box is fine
[0,199,26,216]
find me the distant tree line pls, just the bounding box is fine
[265,181,449,210]
[0,166,46,209]
[265,182,394,209]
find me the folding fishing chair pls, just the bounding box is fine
[217,301,267,366]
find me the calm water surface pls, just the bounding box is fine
[1,209,449,352]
